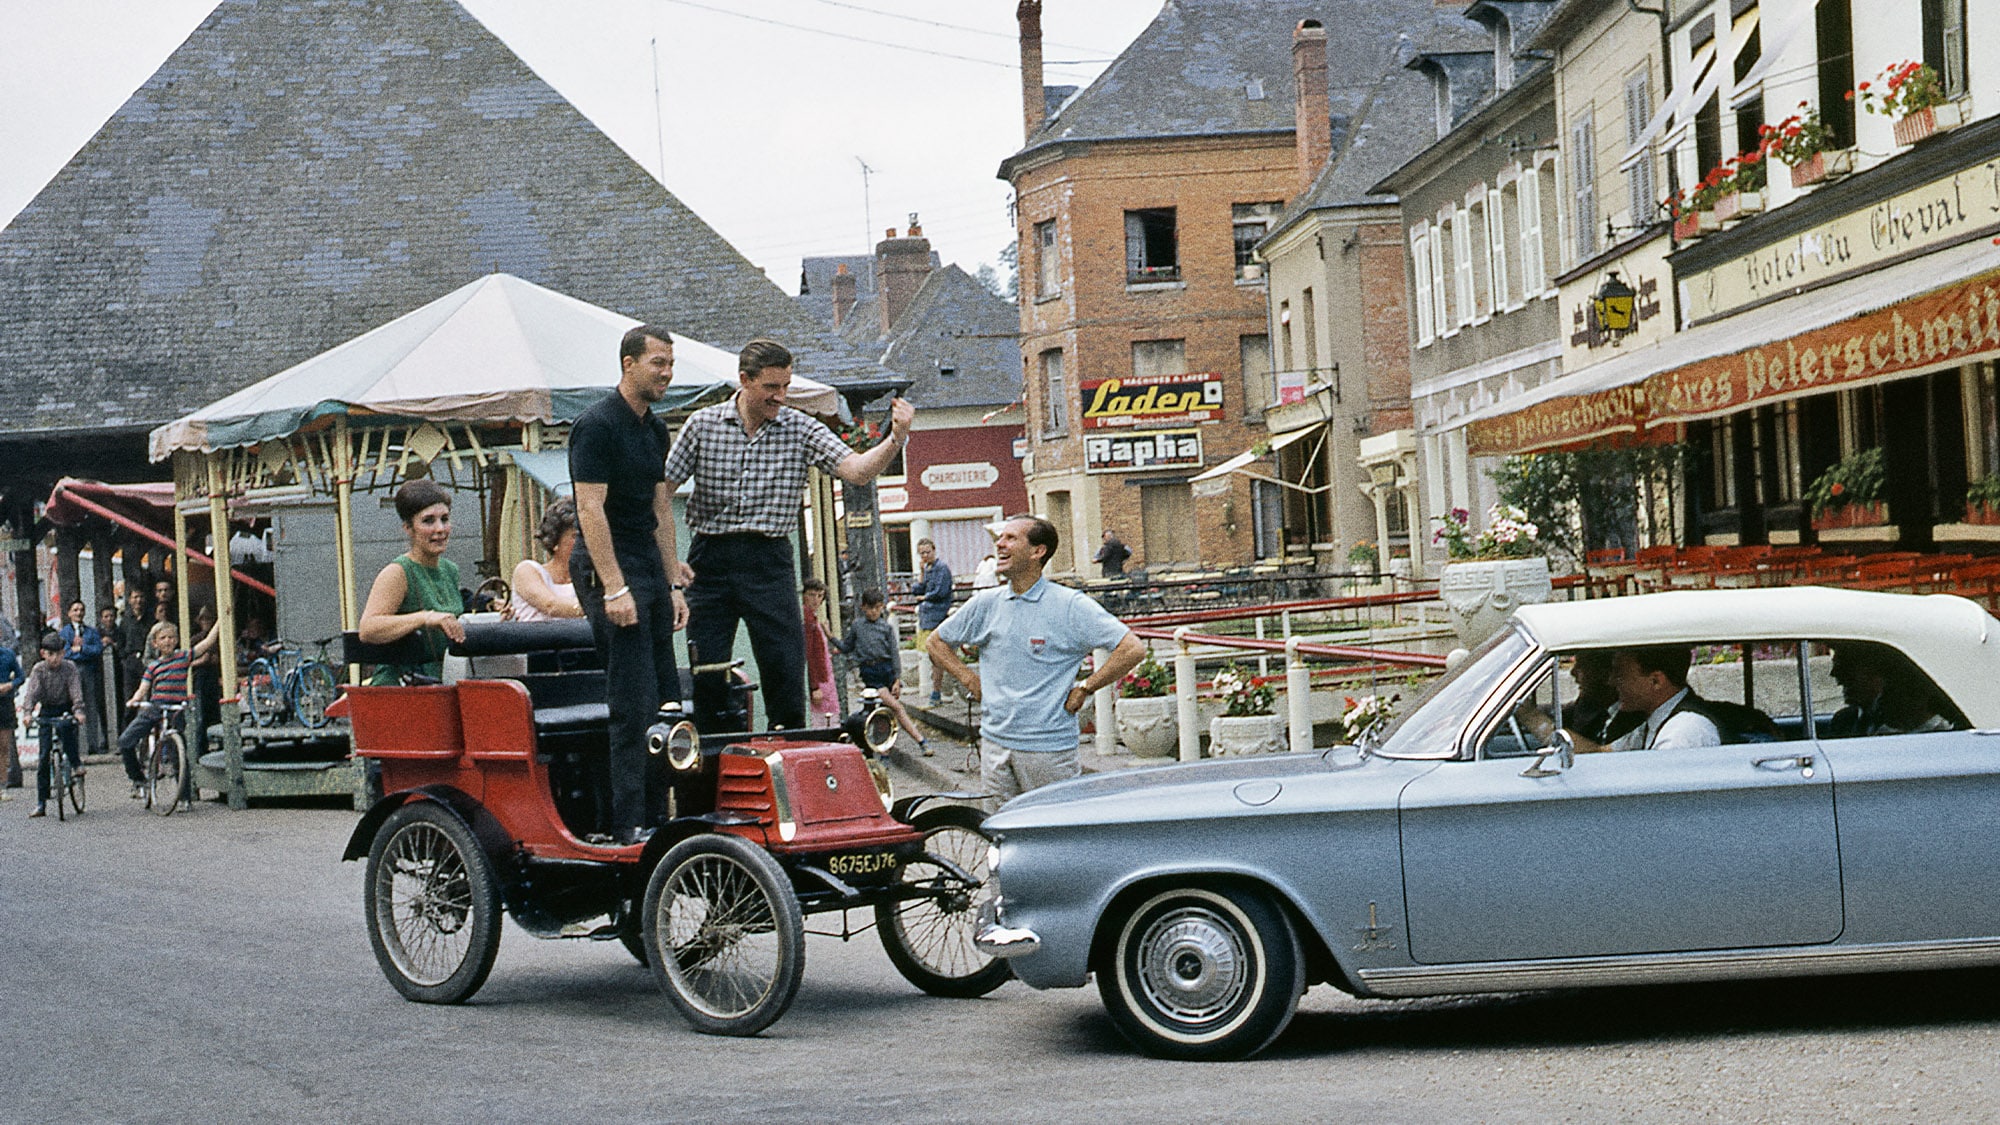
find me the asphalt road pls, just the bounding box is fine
[6,783,2000,1123]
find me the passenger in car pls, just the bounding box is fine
[1563,649,1644,744]
[1550,645,1727,753]
[1828,642,1956,736]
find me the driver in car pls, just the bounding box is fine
[1519,645,1725,753]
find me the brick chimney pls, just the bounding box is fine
[876,216,933,335]
[831,262,858,329]
[1018,0,1045,139]
[1293,19,1331,190]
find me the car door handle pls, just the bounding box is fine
[1754,754,1814,777]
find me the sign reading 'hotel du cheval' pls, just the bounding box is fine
[1079,372,1226,429]
[1085,428,1204,473]
[1684,158,2000,323]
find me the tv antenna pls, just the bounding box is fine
[856,156,876,250]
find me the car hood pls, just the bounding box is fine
[985,748,1392,832]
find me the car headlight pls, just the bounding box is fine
[862,706,898,754]
[647,719,701,772]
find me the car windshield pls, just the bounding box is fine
[1373,627,1532,759]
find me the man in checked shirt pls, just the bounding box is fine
[665,338,914,732]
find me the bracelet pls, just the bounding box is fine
[605,586,631,602]
[671,584,685,591]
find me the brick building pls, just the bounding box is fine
[1001,0,1490,576]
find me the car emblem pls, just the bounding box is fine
[825,773,838,791]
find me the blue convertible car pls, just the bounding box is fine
[975,588,2000,1059]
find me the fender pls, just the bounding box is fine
[891,791,987,824]
[342,784,516,868]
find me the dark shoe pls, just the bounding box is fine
[29,806,46,818]
[581,832,618,847]
[618,826,655,847]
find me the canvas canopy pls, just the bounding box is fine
[148,273,836,460]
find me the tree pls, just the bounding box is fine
[995,241,1019,301]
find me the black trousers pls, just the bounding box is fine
[686,534,806,733]
[575,549,679,835]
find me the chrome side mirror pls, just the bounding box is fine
[1519,728,1575,778]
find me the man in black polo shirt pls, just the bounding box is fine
[569,323,688,845]
[666,338,913,732]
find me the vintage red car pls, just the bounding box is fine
[336,618,1002,1035]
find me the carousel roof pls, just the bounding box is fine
[148,273,835,460]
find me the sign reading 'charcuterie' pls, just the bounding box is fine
[1079,372,1225,429]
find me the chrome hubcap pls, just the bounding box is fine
[1138,907,1245,1021]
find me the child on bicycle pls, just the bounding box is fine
[118,619,221,799]
[21,632,83,818]
[830,589,929,756]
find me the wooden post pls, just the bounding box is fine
[207,456,247,810]
[332,418,358,634]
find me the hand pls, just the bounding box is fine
[606,594,639,628]
[676,559,696,587]
[1064,685,1089,715]
[671,588,689,631]
[432,610,467,643]
[888,396,915,439]
[964,679,982,704]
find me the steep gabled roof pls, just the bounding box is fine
[1002,0,1488,178]
[0,0,885,442]
[874,266,1021,410]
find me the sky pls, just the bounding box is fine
[0,0,1163,294]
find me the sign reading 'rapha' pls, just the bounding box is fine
[1080,372,1225,428]
[1085,428,1203,473]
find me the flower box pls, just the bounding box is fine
[1713,192,1763,222]
[1811,500,1890,531]
[1966,502,2000,527]
[1673,211,1703,240]
[1893,103,1963,146]
[1789,149,1855,188]
[1698,210,1722,233]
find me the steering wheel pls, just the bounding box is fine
[473,576,512,614]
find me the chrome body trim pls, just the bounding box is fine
[973,897,1042,959]
[1353,938,2000,997]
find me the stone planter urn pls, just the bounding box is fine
[1439,557,1553,649]
[1208,714,1285,757]
[1115,695,1179,758]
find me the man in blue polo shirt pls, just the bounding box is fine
[927,515,1145,802]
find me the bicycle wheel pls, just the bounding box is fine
[293,661,340,728]
[245,659,284,727]
[53,747,69,822]
[149,731,189,817]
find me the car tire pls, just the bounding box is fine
[364,802,503,1004]
[875,804,1011,998]
[643,833,804,1036]
[1099,884,1303,1061]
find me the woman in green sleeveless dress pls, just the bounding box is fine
[359,479,466,684]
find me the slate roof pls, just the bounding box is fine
[797,255,877,328]
[1003,0,1492,176]
[832,264,1020,411]
[0,0,888,446]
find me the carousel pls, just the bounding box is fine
[147,273,851,808]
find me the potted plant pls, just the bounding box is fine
[1345,539,1379,574]
[1435,504,1552,648]
[1761,101,1850,188]
[1851,60,1956,146]
[1713,149,1766,222]
[1965,477,2000,525]
[1806,447,1889,530]
[1115,648,1178,758]
[1673,163,1734,237]
[1208,662,1283,756]
[1339,692,1400,746]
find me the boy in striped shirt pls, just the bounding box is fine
[118,620,219,798]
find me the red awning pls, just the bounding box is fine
[43,478,276,598]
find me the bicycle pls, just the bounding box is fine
[134,700,192,816]
[245,637,340,728]
[35,712,84,821]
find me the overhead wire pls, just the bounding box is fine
[805,0,1114,55]
[657,0,1107,73]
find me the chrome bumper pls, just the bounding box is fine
[973,896,1041,959]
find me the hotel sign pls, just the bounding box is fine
[1079,372,1225,429]
[1683,158,2000,323]
[1084,428,1204,473]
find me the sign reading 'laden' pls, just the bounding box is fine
[1085,428,1203,473]
[1080,372,1225,429]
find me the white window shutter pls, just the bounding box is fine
[1520,165,1544,296]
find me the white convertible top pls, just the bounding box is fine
[1513,587,2000,727]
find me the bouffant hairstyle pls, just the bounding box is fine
[394,478,452,523]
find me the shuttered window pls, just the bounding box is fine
[1569,108,1598,263]
[1624,71,1655,229]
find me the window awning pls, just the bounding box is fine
[1189,425,1319,483]
[1463,240,2000,456]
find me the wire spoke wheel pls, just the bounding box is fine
[245,660,284,727]
[644,834,802,1036]
[876,804,1010,997]
[364,803,502,1003]
[294,662,339,728]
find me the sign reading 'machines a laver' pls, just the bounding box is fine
[1683,159,2000,323]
